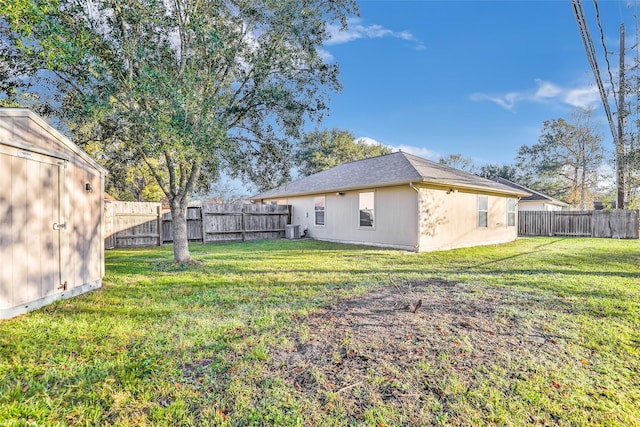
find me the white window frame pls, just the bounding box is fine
[478,195,488,228]
[358,191,375,229]
[314,196,325,226]
[507,198,516,227]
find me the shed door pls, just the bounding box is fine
[0,145,66,307]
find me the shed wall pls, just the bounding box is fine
[0,111,104,318]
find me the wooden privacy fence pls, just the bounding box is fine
[104,200,163,249]
[105,201,290,248]
[518,210,639,239]
[161,207,204,243]
[162,203,291,243]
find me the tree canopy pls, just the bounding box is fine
[477,163,518,181]
[438,153,477,174]
[516,108,606,209]
[295,128,392,176]
[3,0,357,262]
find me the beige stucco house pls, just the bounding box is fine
[490,177,570,211]
[252,152,529,252]
[0,108,107,319]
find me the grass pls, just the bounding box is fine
[0,237,639,426]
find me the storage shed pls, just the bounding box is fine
[0,108,107,319]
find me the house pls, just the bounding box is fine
[489,177,570,211]
[252,152,529,252]
[0,108,107,319]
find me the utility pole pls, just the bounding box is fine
[617,23,626,209]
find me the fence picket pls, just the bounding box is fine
[104,200,163,248]
[106,201,291,248]
[518,210,639,239]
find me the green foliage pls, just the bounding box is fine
[295,128,393,176]
[623,136,640,208]
[478,163,518,181]
[438,153,477,173]
[516,108,606,209]
[2,0,358,261]
[0,238,638,425]
[0,21,54,115]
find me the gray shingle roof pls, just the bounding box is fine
[489,177,568,205]
[253,152,529,199]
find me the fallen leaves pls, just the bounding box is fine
[216,409,227,422]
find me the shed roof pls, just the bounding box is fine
[489,177,569,206]
[253,151,529,199]
[0,108,107,174]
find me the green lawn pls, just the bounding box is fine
[1,237,639,426]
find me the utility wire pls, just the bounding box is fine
[631,0,638,138]
[571,0,619,147]
[594,0,619,109]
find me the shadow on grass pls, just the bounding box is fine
[467,238,569,269]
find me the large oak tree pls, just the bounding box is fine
[3,0,357,262]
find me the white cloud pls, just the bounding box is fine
[564,86,600,108]
[317,48,334,62]
[534,80,562,98]
[355,136,383,146]
[355,136,437,159]
[470,79,601,111]
[325,18,424,49]
[469,92,521,111]
[356,136,437,159]
[394,144,437,159]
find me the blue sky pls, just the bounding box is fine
[314,0,638,167]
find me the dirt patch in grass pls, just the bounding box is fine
[268,279,570,424]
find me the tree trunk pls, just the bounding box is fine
[170,199,191,263]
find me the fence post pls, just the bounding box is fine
[241,206,246,242]
[157,205,162,246]
[200,206,206,244]
[104,199,115,249]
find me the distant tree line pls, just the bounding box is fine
[438,108,624,210]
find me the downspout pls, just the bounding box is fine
[409,182,420,251]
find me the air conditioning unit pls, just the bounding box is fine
[285,224,301,239]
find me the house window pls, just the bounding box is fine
[359,192,374,227]
[507,198,516,227]
[314,196,325,226]
[478,195,488,228]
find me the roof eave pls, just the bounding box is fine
[0,108,108,175]
[252,177,529,200]
[418,179,530,197]
[251,179,418,200]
